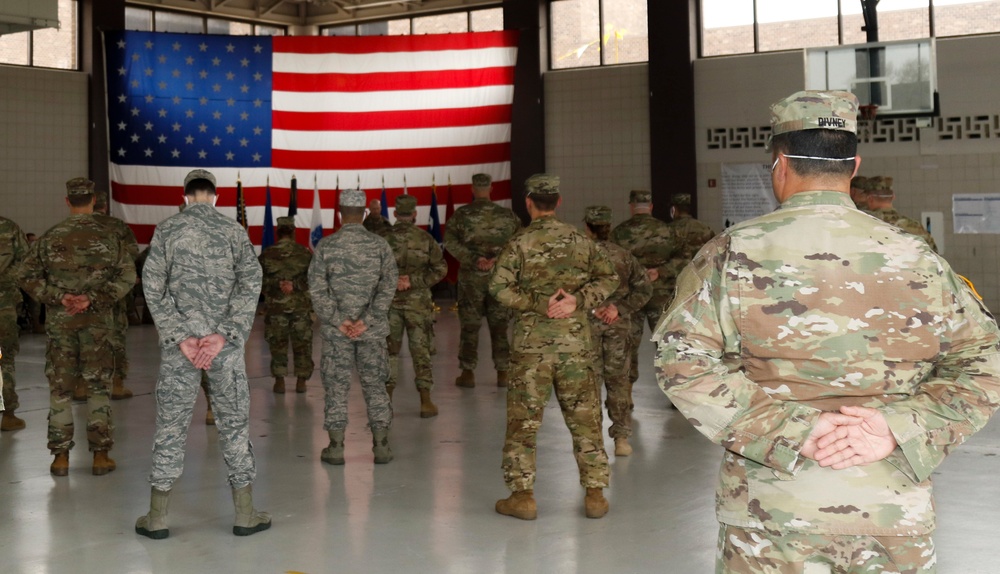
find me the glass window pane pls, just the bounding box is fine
[125,7,152,32]
[757,0,838,52]
[359,21,389,36]
[934,0,1000,37]
[155,11,203,34]
[700,0,754,57]
[322,24,357,36]
[413,12,468,35]
[387,19,410,35]
[602,0,647,64]
[255,25,285,36]
[551,0,600,69]
[841,0,867,45]
[32,0,77,69]
[207,18,252,36]
[471,8,503,32]
[0,31,29,66]
[874,0,930,41]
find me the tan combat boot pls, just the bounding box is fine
[614,438,632,456]
[273,377,285,394]
[418,388,438,418]
[93,450,117,476]
[455,369,475,388]
[496,370,509,388]
[232,485,272,536]
[135,488,171,540]
[73,382,87,402]
[584,488,609,519]
[111,376,133,400]
[50,451,69,476]
[495,490,537,520]
[0,411,26,431]
[295,377,307,393]
[321,429,345,465]
[372,428,393,464]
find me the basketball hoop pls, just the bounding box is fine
[859,104,879,122]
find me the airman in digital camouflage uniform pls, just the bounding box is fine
[610,189,677,386]
[385,194,447,418]
[92,190,140,401]
[261,216,314,394]
[444,173,522,389]
[490,174,619,521]
[654,90,1000,572]
[308,189,397,465]
[363,198,393,237]
[19,177,136,476]
[0,215,29,431]
[849,175,869,210]
[865,175,939,252]
[136,169,270,540]
[582,205,651,457]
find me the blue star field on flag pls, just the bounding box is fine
[106,31,273,168]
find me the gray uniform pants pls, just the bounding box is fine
[321,335,392,432]
[149,343,256,490]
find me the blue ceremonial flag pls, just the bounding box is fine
[380,186,389,220]
[429,184,442,243]
[310,176,323,250]
[262,184,275,249]
[288,175,298,218]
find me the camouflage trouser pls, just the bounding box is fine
[457,272,510,371]
[149,343,256,490]
[387,306,434,390]
[320,334,392,432]
[591,317,634,439]
[264,310,314,379]
[503,350,609,491]
[717,525,937,574]
[110,297,129,381]
[45,316,115,453]
[0,304,19,412]
[629,294,668,383]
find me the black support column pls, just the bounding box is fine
[82,0,126,193]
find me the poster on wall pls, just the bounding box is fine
[953,194,1000,234]
[721,163,778,229]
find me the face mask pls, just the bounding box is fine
[183,196,190,206]
[211,194,218,207]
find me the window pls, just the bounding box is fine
[125,5,285,37]
[756,0,838,52]
[155,11,203,34]
[471,8,504,32]
[700,0,754,57]
[255,25,285,37]
[208,18,252,36]
[551,0,601,69]
[934,0,1000,37]
[0,32,29,66]
[323,24,357,37]
[0,0,77,70]
[324,7,503,38]
[602,0,647,64]
[413,12,469,35]
[125,6,152,32]
[387,19,411,35]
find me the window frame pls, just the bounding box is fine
[0,0,80,71]
[546,0,650,71]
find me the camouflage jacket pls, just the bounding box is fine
[869,207,938,253]
[490,215,619,354]
[385,220,447,309]
[443,197,521,278]
[308,223,398,341]
[93,212,140,262]
[662,214,714,294]
[363,213,393,237]
[260,237,313,313]
[595,239,651,318]
[142,203,262,349]
[654,191,1000,536]
[610,213,678,297]
[19,214,136,323]
[0,216,28,307]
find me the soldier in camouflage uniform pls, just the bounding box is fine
[308,189,397,465]
[19,178,136,476]
[663,194,714,296]
[0,216,29,431]
[865,175,939,252]
[582,206,651,457]
[654,90,1000,572]
[610,189,677,385]
[444,173,521,389]
[93,190,140,401]
[261,216,314,394]
[849,175,869,210]
[385,194,447,418]
[136,169,270,540]
[363,198,393,236]
[489,174,619,521]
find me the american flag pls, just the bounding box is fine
[104,30,518,246]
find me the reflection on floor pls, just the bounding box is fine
[2,306,999,573]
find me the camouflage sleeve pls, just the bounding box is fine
[0,223,28,277]
[215,232,263,346]
[18,239,62,306]
[360,241,399,327]
[410,238,446,290]
[308,246,343,327]
[122,222,140,261]
[615,252,653,316]
[443,215,475,267]
[260,253,279,301]
[654,235,822,477]
[83,238,137,310]
[575,241,619,312]
[880,269,1000,483]
[142,229,198,344]
[490,242,545,313]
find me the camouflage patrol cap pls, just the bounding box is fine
[584,205,613,224]
[94,190,109,210]
[66,177,95,196]
[767,90,859,150]
[672,194,692,206]
[471,173,492,187]
[850,175,869,190]
[339,188,366,208]
[276,216,295,229]
[183,169,217,193]
[629,189,651,204]
[867,175,894,197]
[395,194,417,216]
[525,173,559,196]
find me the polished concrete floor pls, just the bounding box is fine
[2,305,999,574]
